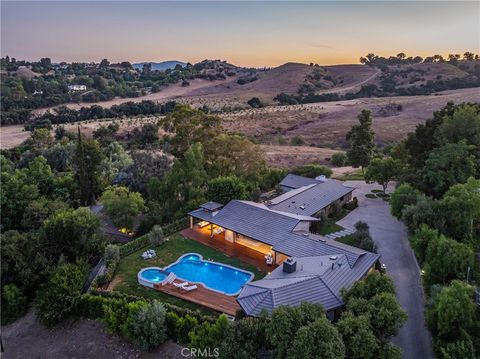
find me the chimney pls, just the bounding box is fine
[283,258,297,273]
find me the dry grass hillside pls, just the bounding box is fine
[30,61,478,114]
[222,87,480,147]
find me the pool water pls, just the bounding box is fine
[140,269,168,283]
[167,254,253,295]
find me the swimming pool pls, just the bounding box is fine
[138,253,254,296]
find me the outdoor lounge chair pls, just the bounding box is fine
[173,281,189,289]
[161,272,176,286]
[182,284,198,291]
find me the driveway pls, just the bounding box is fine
[337,181,433,359]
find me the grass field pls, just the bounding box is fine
[316,221,344,235]
[112,234,267,311]
[335,234,357,247]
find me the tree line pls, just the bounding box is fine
[352,102,480,358]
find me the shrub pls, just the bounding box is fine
[219,316,268,359]
[177,314,199,344]
[132,301,168,350]
[247,97,264,108]
[352,221,377,252]
[1,284,27,324]
[189,314,229,350]
[165,311,180,340]
[290,136,304,146]
[331,152,348,167]
[104,244,120,266]
[292,164,333,178]
[343,197,358,211]
[36,261,88,326]
[119,234,150,257]
[76,293,111,319]
[148,225,164,246]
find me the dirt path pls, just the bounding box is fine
[1,310,185,359]
[317,67,381,94]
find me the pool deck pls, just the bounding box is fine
[181,228,278,273]
[153,281,240,316]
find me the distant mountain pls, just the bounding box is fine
[132,61,186,71]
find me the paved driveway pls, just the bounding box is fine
[337,181,433,359]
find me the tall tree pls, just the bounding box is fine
[346,110,375,173]
[287,316,345,359]
[101,185,145,230]
[74,128,104,205]
[364,157,401,192]
[422,141,476,198]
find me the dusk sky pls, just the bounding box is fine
[1,1,479,67]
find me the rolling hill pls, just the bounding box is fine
[132,60,186,71]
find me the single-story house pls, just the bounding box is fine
[188,199,378,318]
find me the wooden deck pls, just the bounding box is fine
[181,228,278,273]
[153,281,240,316]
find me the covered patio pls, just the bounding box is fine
[181,227,279,273]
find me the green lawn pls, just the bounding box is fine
[333,170,364,181]
[112,234,267,311]
[317,221,344,235]
[335,234,358,247]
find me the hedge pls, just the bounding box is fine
[81,290,217,323]
[119,235,150,258]
[119,217,188,258]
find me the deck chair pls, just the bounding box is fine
[183,284,198,291]
[161,273,176,286]
[173,281,189,289]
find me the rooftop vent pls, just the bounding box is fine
[329,256,337,260]
[300,205,306,210]
[302,233,309,237]
[283,258,297,273]
[315,175,327,183]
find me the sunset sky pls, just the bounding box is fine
[1,1,479,67]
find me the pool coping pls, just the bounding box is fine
[137,267,171,289]
[138,252,255,296]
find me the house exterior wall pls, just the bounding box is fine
[312,191,354,219]
[275,252,289,265]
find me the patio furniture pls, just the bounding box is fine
[173,281,189,289]
[161,272,176,286]
[265,253,273,265]
[197,221,209,228]
[183,284,198,292]
[141,249,157,260]
[213,227,225,235]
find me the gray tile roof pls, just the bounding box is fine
[280,174,322,189]
[188,200,365,267]
[237,252,379,316]
[268,179,355,217]
[199,201,224,211]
